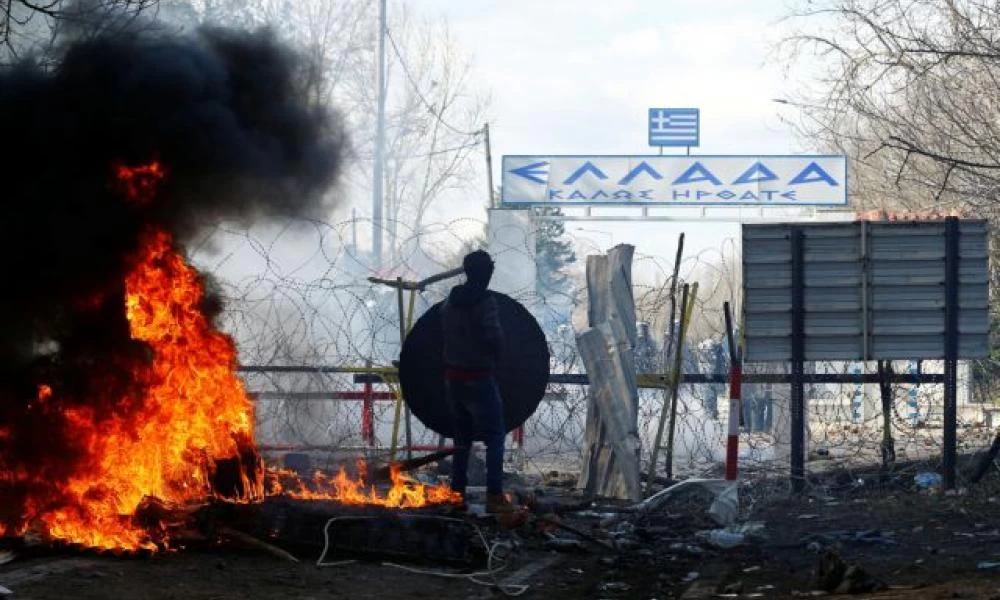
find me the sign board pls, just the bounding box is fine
[743,220,990,362]
[648,108,699,147]
[501,155,847,207]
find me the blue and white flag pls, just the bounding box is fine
[648,108,699,147]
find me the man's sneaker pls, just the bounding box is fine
[486,492,516,514]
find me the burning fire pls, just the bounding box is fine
[115,160,166,206]
[265,463,461,508]
[28,226,264,551]
[0,161,458,552]
[0,162,262,552]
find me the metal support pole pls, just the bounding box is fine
[790,228,806,493]
[723,302,741,481]
[483,123,494,208]
[648,282,697,492]
[943,217,960,490]
[371,0,387,267]
[396,277,412,461]
[362,359,374,446]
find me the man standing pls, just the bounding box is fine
[441,250,512,513]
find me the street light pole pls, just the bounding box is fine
[372,0,387,268]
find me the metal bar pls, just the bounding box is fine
[406,289,417,332]
[366,266,464,291]
[349,371,947,386]
[723,302,738,364]
[790,227,806,493]
[362,378,375,446]
[396,277,412,461]
[259,444,454,453]
[723,302,741,481]
[662,282,698,484]
[239,365,398,375]
[388,380,404,461]
[943,216,960,490]
[249,391,397,401]
[371,0,387,266]
[861,220,870,361]
[648,284,687,493]
[483,123,494,209]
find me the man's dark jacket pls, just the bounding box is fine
[440,283,503,373]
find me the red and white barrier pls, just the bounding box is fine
[725,361,741,480]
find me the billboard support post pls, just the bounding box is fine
[790,228,806,493]
[943,217,960,490]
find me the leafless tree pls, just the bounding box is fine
[1,0,158,66]
[190,0,490,267]
[779,0,1000,401]
[778,0,1000,218]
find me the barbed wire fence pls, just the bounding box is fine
[192,214,998,492]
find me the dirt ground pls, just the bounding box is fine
[5,472,1000,599]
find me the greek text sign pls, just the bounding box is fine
[501,155,847,207]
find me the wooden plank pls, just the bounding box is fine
[576,245,640,500]
[577,325,641,500]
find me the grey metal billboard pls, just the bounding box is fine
[743,220,990,361]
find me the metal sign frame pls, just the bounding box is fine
[501,155,849,208]
[742,217,990,491]
[742,219,990,362]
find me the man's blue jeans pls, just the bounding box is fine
[446,377,505,496]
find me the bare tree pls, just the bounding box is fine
[1,0,158,65]
[189,0,489,268]
[779,0,1000,402]
[778,0,1000,217]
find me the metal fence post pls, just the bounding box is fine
[943,217,959,490]
[790,228,806,493]
[723,301,741,481]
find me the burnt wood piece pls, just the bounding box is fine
[370,448,457,482]
[253,498,481,566]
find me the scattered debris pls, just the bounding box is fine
[813,550,886,594]
[0,584,11,596]
[598,581,631,592]
[0,552,13,566]
[696,522,766,549]
[696,529,745,549]
[914,472,943,489]
[802,529,896,548]
[542,534,586,553]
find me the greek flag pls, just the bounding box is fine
[648,108,699,147]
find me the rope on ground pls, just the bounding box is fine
[316,515,529,596]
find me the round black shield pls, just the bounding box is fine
[399,292,549,438]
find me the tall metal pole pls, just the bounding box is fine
[790,228,806,493]
[943,217,960,490]
[483,123,494,209]
[371,0,387,268]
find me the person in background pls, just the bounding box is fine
[440,250,512,513]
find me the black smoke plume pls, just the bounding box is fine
[0,23,345,530]
[0,25,344,364]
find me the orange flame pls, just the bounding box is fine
[115,161,165,206]
[25,227,263,551]
[2,160,459,552]
[265,462,462,508]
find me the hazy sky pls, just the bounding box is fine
[413,0,807,280]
